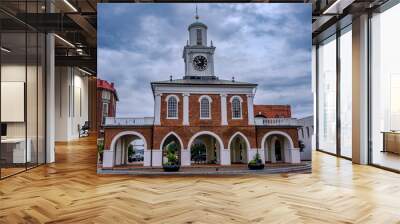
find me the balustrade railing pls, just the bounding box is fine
[104,117,154,126]
[254,118,300,126]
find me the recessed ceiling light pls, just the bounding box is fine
[78,67,93,76]
[63,0,78,12]
[1,47,11,53]
[54,34,75,48]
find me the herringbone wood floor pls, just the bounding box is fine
[1,136,400,224]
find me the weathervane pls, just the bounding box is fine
[195,5,199,20]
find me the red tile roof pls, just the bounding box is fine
[97,79,118,100]
[254,105,291,118]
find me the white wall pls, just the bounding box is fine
[54,67,89,141]
[1,65,37,138]
[298,116,313,161]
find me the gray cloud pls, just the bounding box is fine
[98,3,312,118]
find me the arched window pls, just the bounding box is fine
[196,29,202,45]
[167,95,178,118]
[199,96,212,119]
[231,96,242,119]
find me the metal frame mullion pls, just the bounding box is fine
[315,44,320,151]
[25,1,28,171]
[336,24,341,157]
[367,10,373,165]
[36,0,39,167]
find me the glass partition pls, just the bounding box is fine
[317,35,337,154]
[1,31,28,177]
[0,2,46,179]
[339,27,352,158]
[370,3,400,171]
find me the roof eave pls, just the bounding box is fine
[151,82,258,88]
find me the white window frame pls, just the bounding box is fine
[102,102,109,118]
[165,94,179,119]
[102,90,111,100]
[230,96,243,119]
[199,95,212,119]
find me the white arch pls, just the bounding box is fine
[159,131,184,151]
[187,131,224,150]
[110,131,148,152]
[227,132,251,150]
[260,131,294,150]
[165,94,180,102]
[229,95,243,103]
[198,95,213,103]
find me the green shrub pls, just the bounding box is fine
[248,152,262,165]
[98,142,104,155]
[164,141,179,165]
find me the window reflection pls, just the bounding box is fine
[371,4,400,171]
[318,35,337,154]
[340,28,352,158]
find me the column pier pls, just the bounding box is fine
[220,94,228,125]
[247,94,255,125]
[154,93,162,125]
[183,93,190,125]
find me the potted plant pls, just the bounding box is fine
[128,145,135,163]
[163,142,180,172]
[98,142,104,163]
[248,152,265,170]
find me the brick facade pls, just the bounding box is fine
[160,94,183,126]
[188,94,221,126]
[152,126,257,150]
[227,94,249,126]
[254,105,291,118]
[104,125,298,152]
[103,89,301,167]
[104,126,153,150]
[104,96,299,153]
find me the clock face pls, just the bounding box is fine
[193,55,208,71]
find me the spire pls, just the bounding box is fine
[195,5,199,20]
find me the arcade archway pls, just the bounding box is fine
[188,131,223,165]
[261,131,294,163]
[228,133,250,164]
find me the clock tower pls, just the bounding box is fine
[183,13,216,78]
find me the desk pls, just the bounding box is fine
[1,138,31,163]
[382,131,400,154]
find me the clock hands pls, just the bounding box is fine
[193,55,207,71]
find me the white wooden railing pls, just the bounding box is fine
[254,118,300,126]
[104,117,299,127]
[104,117,154,126]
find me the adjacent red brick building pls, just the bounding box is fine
[254,105,291,118]
[97,79,118,135]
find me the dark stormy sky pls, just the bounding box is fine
[98,3,312,118]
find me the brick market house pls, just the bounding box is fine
[101,17,305,169]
